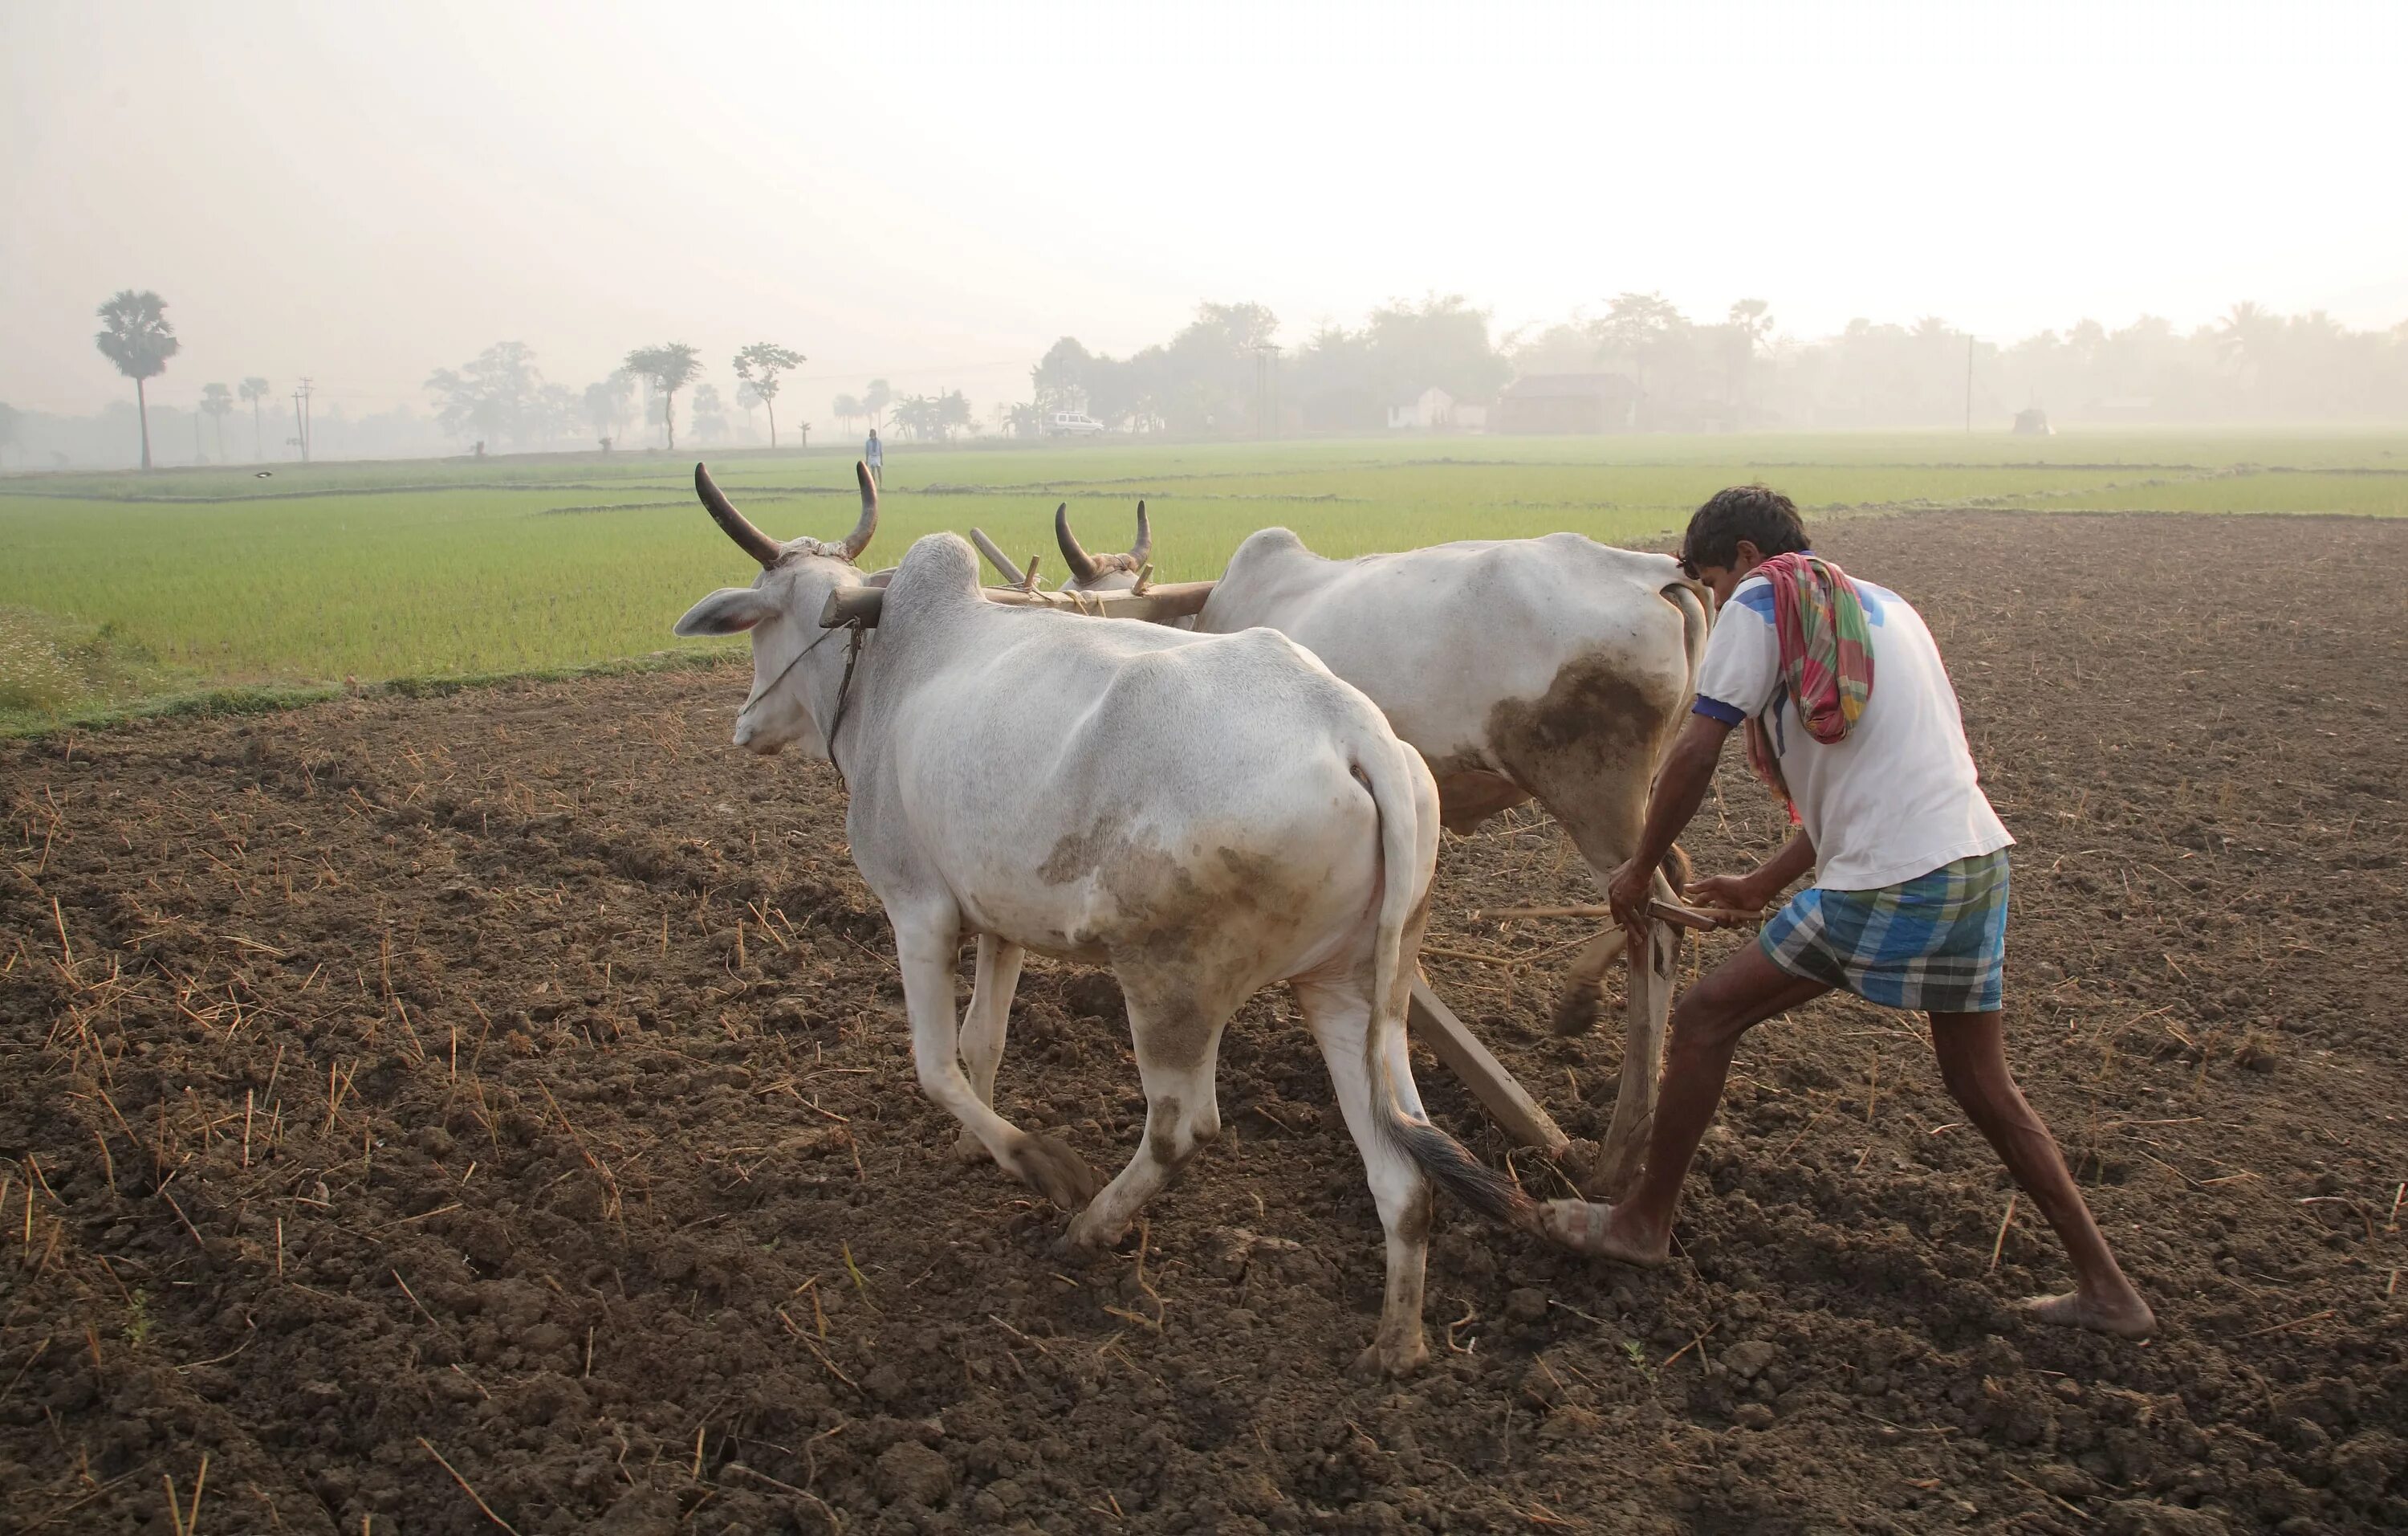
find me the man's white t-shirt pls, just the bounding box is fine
[1693,570,2011,891]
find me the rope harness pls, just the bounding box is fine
[738,616,869,785]
[821,620,868,785]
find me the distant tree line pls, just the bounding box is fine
[413,339,811,454]
[9,287,2406,473]
[1026,295,2408,434]
[5,306,824,469]
[1027,293,1753,436]
[1028,299,1519,436]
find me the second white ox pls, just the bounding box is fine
[1021,506,1709,1197]
[674,465,1534,1375]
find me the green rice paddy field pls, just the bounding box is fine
[3,430,2403,731]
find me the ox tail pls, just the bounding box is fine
[1355,735,1541,1235]
[1660,577,1711,702]
[1653,578,1714,893]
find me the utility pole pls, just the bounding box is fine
[1964,336,1974,433]
[291,378,314,462]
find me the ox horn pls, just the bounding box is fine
[1054,502,1100,585]
[1127,500,1150,565]
[695,462,787,568]
[841,461,879,560]
[969,528,1024,585]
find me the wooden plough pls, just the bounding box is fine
[817,572,1217,629]
[815,563,1672,1162]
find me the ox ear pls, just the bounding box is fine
[674,587,781,637]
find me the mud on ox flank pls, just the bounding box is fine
[672,462,1544,1376]
[984,499,1712,1197]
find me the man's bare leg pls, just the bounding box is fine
[1927,1009,2156,1338]
[1543,942,1826,1262]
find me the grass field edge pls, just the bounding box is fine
[0,647,741,740]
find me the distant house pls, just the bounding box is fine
[1497,373,1641,434]
[1387,386,1456,431]
[2012,407,2053,436]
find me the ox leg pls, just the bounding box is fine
[1550,925,1629,1037]
[1294,976,1434,1379]
[1062,985,1228,1257]
[952,934,1026,1163]
[894,916,1098,1212]
[1585,918,1681,1200]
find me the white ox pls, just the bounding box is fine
[1013,506,1709,1198]
[674,466,1535,1375]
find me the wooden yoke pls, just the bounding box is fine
[820,580,1217,629]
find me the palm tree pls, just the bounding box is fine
[200,383,235,461]
[239,377,271,459]
[863,377,893,430]
[2216,302,2283,406]
[95,290,180,470]
[730,342,804,448]
[623,344,703,450]
[831,393,863,434]
[2218,302,2280,370]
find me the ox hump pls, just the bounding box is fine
[1229,527,1314,565]
[884,533,986,617]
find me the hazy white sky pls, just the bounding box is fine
[6,0,2402,422]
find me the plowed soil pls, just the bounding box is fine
[3,511,2404,1535]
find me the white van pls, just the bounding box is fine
[1046,412,1108,438]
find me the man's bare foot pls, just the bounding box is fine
[2017,1289,2156,1338]
[1539,1199,1671,1266]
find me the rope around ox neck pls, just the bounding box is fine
[820,621,868,786]
[738,617,868,784]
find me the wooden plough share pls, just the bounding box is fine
[820,576,1577,1157]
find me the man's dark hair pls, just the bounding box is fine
[1680,485,1810,572]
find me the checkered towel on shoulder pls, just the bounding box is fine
[1742,550,1877,822]
[1759,851,2008,1012]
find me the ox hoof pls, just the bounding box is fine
[1008,1133,1100,1212]
[950,1128,988,1167]
[1053,1213,1129,1263]
[1351,1334,1429,1380]
[1549,983,1601,1037]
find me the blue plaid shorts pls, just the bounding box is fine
[1759,851,2009,1013]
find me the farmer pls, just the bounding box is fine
[1544,485,2155,1338]
[864,427,884,486]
